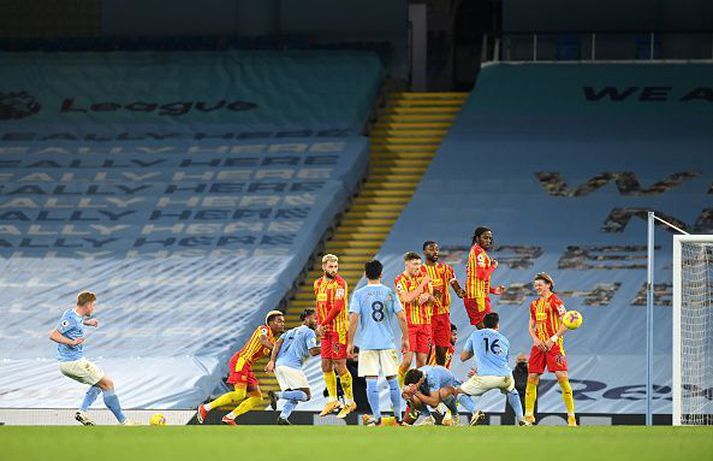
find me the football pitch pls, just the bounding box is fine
[2,426,713,461]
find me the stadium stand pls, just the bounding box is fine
[265,92,468,402]
[366,63,713,416]
[0,50,382,409]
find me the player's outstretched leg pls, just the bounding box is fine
[456,392,485,426]
[223,389,262,424]
[197,385,247,424]
[76,385,101,425]
[96,376,130,425]
[505,389,529,426]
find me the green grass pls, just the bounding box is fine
[2,426,713,461]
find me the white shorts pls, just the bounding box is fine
[59,358,105,386]
[460,374,515,397]
[275,365,310,390]
[358,349,399,377]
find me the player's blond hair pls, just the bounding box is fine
[76,291,96,306]
[322,254,339,264]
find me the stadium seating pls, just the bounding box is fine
[0,51,382,409]
[368,63,713,415]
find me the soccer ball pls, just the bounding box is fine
[149,413,167,426]
[562,310,583,330]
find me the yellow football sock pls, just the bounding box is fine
[398,367,407,388]
[339,371,354,404]
[558,377,575,416]
[525,377,538,416]
[225,391,262,419]
[204,386,247,411]
[324,371,337,401]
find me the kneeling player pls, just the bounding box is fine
[402,365,479,426]
[266,308,321,425]
[459,312,530,426]
[525,273,576,426]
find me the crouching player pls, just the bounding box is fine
[266,308,321,425]
[458,312,530,426]
[197,310,285,425]
[402,365,479,426]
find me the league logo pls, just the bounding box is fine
[0,91,41,120]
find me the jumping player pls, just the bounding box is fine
[464,226,506,328]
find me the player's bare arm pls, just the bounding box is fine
[49,329,83,346]
[396,311,410,354]
[83,319,99,327]
[545,318,569,351]
[460,348,474,362]
[398,285,424,304]
[450,279,466,298]
[259,334,275,351]
[347,312,359,358]
[265,337,284,373]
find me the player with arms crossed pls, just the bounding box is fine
[422,240,465,366]
[314,254,356,418]
[265,308,321,425]
[197,310,285,425]
[395,251,435,386]
[459,312,530,426]
[464,226,506,328]
[524,273,576,426]
[49,291,133,426]
[347,259,409,426]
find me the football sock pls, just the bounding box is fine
[80,385,101,412]
[525,377,538,416]
[458,394,476,413]
[507,390,524,420]
[280,400,299,420]
[558,377,575,416]
[102,390,126,424]
[226,391,262,419]
[280,390,308,402]
[442,396,459,416]
[339,371,354,404]
[398,367,407,388]
[387,377,401,419]
[324,371,338,402]
[205,387,247,411]
[366,378,381,421]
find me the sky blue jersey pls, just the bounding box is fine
[348,283,403,350]
[275,325,318,369]
[463,328,512,377]
[55,309,85,362]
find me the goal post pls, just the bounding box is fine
[672,234,713,426]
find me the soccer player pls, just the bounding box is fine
[347,259,409,426]
[524,272,576,426]
[314,254,355,418]
[464,226,506,328]
[395,252,435,386]
[197,310,285,425]
[459,312,530,426]
[402,365,478,426]
[422,241,465,366]
[49,291,132,426]
[266,308,321,425]
[428,323,457,368]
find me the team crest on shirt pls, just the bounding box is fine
[335,288,345,299]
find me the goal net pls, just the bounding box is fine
[673,235,713,425]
